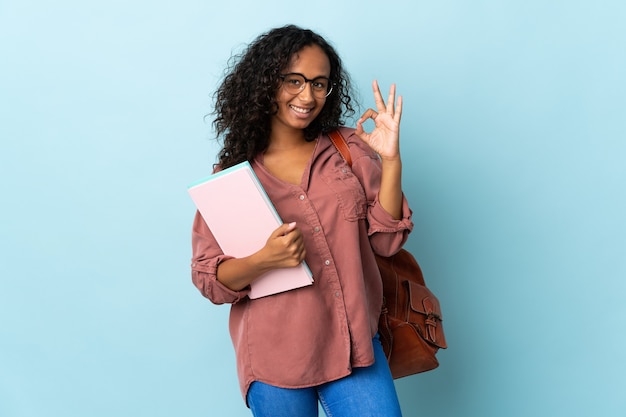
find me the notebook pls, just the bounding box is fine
[188,161,313,299]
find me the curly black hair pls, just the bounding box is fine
[211,25,356,169]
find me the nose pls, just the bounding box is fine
[297,81,314,101]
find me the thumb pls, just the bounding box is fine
[275,222,297,237]
[283,222,297,235]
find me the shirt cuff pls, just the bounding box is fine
[367,194,414,234]
[192,254,250,304]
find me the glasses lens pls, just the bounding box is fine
[311,78,331,98]
[283,74,305,94]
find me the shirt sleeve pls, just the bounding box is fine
[345,129,414,257]
[191,211,250,304]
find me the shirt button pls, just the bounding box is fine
[342,168,347,173]
[324,260,330,266]
[335,292,340,297]
[314,226,320,233]
[299,195,305,200]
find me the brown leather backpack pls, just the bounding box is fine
[375,250,447,378]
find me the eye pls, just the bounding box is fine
[312,78,329,90]
[285,76,303,86]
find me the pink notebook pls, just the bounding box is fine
[188,161,313,299]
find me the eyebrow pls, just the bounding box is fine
[285,72,331,79]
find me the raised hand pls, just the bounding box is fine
[354,80,403,160]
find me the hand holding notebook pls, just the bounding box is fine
[188,161,313,299]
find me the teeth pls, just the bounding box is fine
[290,105,311,114]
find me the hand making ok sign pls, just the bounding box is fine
[354,80,403,161]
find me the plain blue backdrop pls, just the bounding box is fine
[1,1,625,416]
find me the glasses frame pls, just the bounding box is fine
[279,73,335,98]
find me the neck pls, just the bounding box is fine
[268,124,307,151]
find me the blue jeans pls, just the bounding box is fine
[246,334,402,417]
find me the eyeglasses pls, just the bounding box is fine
[279,73,335,98]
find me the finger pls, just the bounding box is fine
[395,95,403,123]
[354,119,364,136]
[387,84,396,115]
[289,237,305,258]
[276,222,297,237]
[286,234,304,253]
[291,231,303,245]
[372,80,387,113]
[359,108,378,122]
[356,109,378,139]
[288,239,303,256]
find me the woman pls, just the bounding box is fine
[191,25,413,417]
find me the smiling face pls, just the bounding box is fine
[271,44,331,135]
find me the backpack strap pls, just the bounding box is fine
[328,129,353,168]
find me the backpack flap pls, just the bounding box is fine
[406,280,447,349]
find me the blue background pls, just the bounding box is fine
[1,1,625,416]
